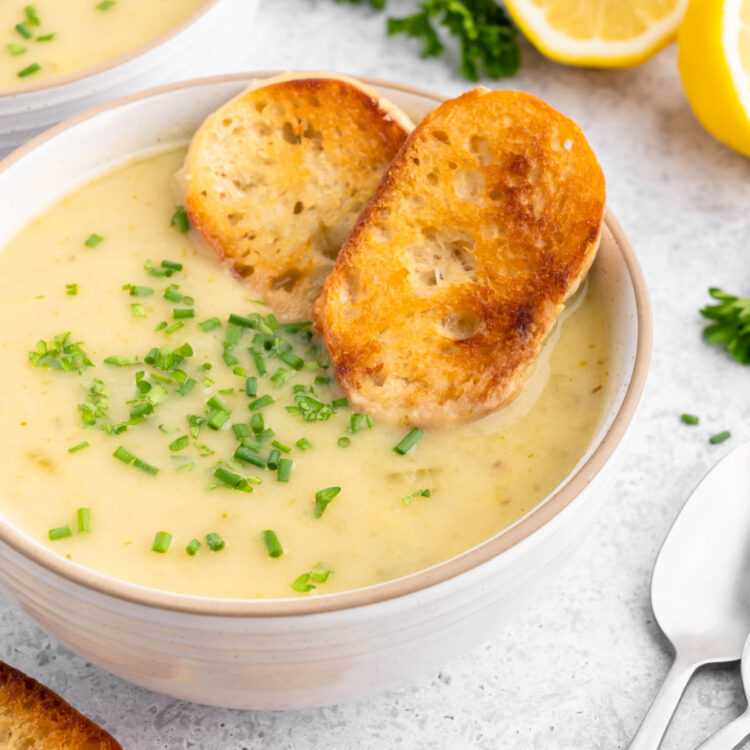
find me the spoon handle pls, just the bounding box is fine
[695,710,750,750]
[628,655,697,750]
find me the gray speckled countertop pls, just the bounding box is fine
[2,1,750,748]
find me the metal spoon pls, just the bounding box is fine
[695,633,750,749]
[629,441,750,749]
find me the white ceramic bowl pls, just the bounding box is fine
[0,0,258,157]
[0,74,652,710]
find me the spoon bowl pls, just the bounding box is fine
[629,441,750,749]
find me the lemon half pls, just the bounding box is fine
[505,0,689,67]
[679,0,750,157]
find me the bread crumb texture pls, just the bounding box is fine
[186,76,410,321]
[0,662,121,749]
[315,88,606,426]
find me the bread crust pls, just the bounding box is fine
[184,74,411,321]
[315,88,606,426]
[0,661,122,749]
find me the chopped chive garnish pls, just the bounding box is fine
[249,395,274,410]
[36,33,55,41]
[257,428,274,442]
[277,458,292,482]
[48,525,71,540]
[291,573,315,592]
[177,378,197,396]
[185,538,201,555]
[104,355,138,367]
[155,321,168,331]
[163,284,182,302]
[279,351,304,370]
[402,488,431,507]
[113,446,159,474]
[271,440,291,453]
[130,303,147,318]
[164,321,184,335]
[151,531,172,553]
[270,367,293,387]
[234,444,266,467]
[170,205,189,233]
[68,441,89,453]
[17,61,40,77]
[207,395,229,413]
[24,5,40,24]
[314,376,331,385]
[213,466,254,491]
[15,23,32,39]
[261,529,283,558]
[348,414,366,433]
[250,413,264,434]
[394,428,423,455]
[162,259,183,271]
[133,457,159,475]
[199,317,221,331]
[173,308,195,319]
[313,486,341,519]
[84,233,103,248]
[207,409,230,431]
[77,507,91,532]
[29,332,93,373]
[267,449,281,470]
[240,436,262,452]
[206,532,225,551]
[65,283,78,296]
[681,414,699,425]
[232,423,251,439]
[249,348,266,375]
[295,437,312,451]
[169,435,189,451]
[229,313,260,329]
[331,397,348,409]
[249,414,266,437]
[8,43,26,55]
[337,437,351,448]
[709,431,731,444]
[96,0,116,9]
[113,446,134,463]
[245,377,257,397]
[129,285,152,297]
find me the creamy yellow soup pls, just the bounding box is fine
[1,0,206,89]
[0,149,610,599]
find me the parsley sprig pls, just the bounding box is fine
[333,0,519,80]
[700,288,750,364]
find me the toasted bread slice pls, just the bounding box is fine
[183,73,412,321]
[314,88,606,426]
[0,661,121,749]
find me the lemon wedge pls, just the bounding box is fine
[679,0,750,157]
[504,0,688,67]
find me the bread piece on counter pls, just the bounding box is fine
[184,72,412,321]
[314,88,606,426]
[0,661,121,749]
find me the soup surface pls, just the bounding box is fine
[1,0,206,89]
[0,148,610,599]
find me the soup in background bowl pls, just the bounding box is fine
[0,0,258,157]
[0,75,651,709]
[1,0,206,89]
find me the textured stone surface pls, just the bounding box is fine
[2,1,750,747]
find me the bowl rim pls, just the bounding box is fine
[0,0,223,99]
[0,72,653,618]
